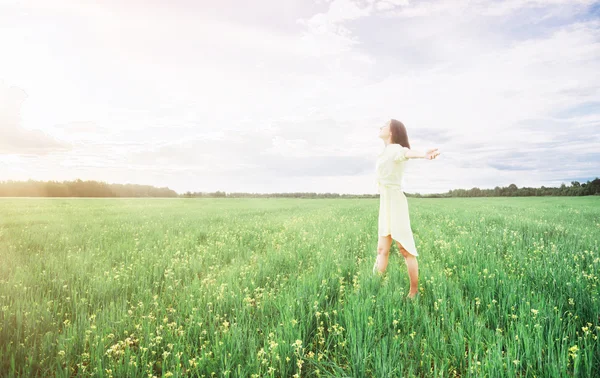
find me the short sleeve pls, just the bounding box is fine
[393,145,409,162]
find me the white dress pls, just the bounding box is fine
[375,143,419,256]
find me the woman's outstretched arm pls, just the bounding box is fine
[406,148,440,160]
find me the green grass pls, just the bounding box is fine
[1,197,599,377]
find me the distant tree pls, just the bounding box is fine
[3,177,600,198]
[0,179,177,197]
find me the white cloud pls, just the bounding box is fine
[0,82,70,154]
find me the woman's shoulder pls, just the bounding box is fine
[391,144,409,162]
[381,143,406,157]
[390,143,408,153]
[394,144,410,153]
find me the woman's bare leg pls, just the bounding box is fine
[396,241,419,298]
[374,235,393,275]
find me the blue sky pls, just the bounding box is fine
[0,0,599,194]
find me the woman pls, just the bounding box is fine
[373,119,440,299]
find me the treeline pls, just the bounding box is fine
[0,179,178,197]
[181,191,377,198]
[409,179,600,198]
[1,178,598,198]
[182,178,600,198]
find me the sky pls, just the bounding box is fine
[0,0,599,194]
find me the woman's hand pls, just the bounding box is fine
[425,148,440,160]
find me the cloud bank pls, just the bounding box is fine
[0,0,598,193]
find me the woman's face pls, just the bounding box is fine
[379,120,391,140]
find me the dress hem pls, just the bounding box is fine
[378,232,419,257]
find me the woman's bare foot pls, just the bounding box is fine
[407,291,418,299]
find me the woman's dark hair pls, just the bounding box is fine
[390,119,410,148]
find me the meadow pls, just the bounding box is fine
[0,197,599,377]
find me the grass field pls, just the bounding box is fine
[1,197,599,377]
